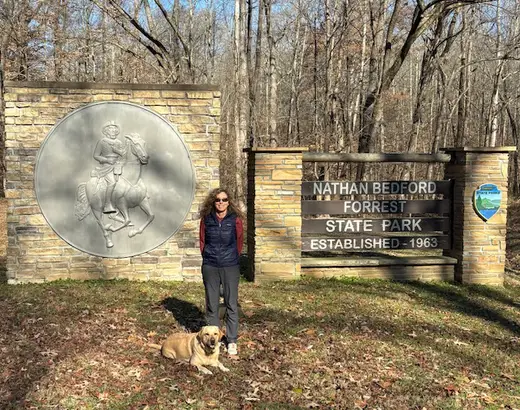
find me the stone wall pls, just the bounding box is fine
[4,82,221,284]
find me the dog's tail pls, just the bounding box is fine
[148,343,162,350]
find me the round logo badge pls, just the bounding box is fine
[35,101,195,258]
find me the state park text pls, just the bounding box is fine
[302,217,450,233]
[301,180,452,252]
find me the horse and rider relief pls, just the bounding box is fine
[35,101,195,258]
[74,120,155,248]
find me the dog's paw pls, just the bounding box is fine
[199,367,213,375]
[219,364,230,372]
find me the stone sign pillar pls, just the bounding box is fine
[245,148,307,283]
[443,147,515,285]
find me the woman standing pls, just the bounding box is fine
[199,188,244,355]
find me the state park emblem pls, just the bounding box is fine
[473,183,501,221]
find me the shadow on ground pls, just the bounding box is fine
[161,296,205,332]
[0,257,6,284]
[267,279,520,336]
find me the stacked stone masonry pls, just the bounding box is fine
[5,82,221,284]
[443,148,514,285]
[246,148,305,283]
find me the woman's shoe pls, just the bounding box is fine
[227,342,238,355]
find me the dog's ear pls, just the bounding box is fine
[196,329,204,342]
[219,327,226,340]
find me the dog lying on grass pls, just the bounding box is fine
[150,325,229,375]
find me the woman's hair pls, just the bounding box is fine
[199,188,245,220]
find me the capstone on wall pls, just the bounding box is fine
[4,82,220,284]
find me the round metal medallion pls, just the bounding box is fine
[35,101,196,258]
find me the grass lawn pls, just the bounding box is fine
[0,277,519,409]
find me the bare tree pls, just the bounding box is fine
[357,0,490,179]
[401,10,458,179]
[90,0,196,82]
[3,0,520,199]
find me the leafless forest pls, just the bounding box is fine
[1,0,519,201]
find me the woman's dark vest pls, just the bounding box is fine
[202,212,239,267]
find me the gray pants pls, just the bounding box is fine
[202,264,240,343]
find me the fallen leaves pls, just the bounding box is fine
[501,373,516,381]
[354,399,368,409]
[97,391,110,400]
[0,278,519,409]
[444,384,459,396]
[373,379,393,390]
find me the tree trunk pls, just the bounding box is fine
[287,4,306,146]
[248,0,263,147]
[234,0,248,200]
[486,0,504,147]
[265,0,278,147]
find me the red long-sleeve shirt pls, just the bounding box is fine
[199,215,243,255]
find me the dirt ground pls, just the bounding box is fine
[0,199,6,252]
[0,198,6,280]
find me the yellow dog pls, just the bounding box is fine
[155,325,229,375]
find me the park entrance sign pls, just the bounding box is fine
[245,147,515,285]
[301,180,451,251]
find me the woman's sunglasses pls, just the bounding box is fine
[215,198,229,203]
